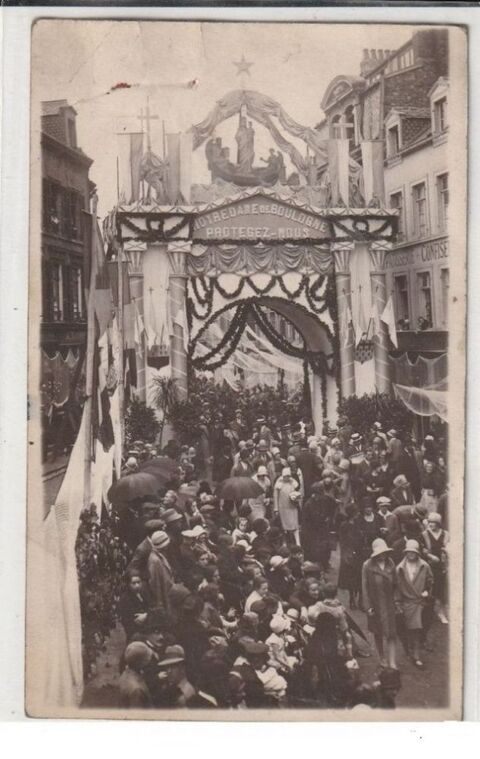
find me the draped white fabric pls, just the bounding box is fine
[394,383,448,422]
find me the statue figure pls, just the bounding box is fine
[139,149,167,202]
[276,151,287,183]
[235,115,255,172]
[261,148,277,168]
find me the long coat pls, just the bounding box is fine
[362,557,397,638]
[301,493,335,564]
[338,519,363,593]
[274,477,300,531]
[147,550,174,614]
[395,557,433,630]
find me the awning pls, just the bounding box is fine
[393,383,448,423]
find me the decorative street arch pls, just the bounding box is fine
[105,91,399,431]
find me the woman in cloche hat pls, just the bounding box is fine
[361,538,398,670]
[395,539,434,668]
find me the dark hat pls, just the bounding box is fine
[162,508,183,524]
[200,504,216,514]
[241,640,269,657]
[157,644,186,667]
[144,519,165,534]
[124,641,153,670]
[302,561,322,576]
[378,667,402,690]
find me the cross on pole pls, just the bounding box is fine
[138,96,159,152]
[332,114,355,140]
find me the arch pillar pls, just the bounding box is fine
[168,241,190,400]
[369,241,392,394]
[332,241,356,399]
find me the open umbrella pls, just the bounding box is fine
[140,457,182,486]
[108,472,160,504]
[217,476,263,501]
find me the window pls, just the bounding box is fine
[416,271,433,329]
[437,173,449,232]
[394,274,410,329]
[42,180,61,234]
[387,125,400,157]
[440,268,449,328]
[433,97,447,134]
[49,262,64,321]
[390,191,404,240]
[69,266,84,320]
[412,182,428,238]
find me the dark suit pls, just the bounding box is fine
[118,587,154,640]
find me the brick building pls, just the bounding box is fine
[318,28,449,428]
[41,100,94,471]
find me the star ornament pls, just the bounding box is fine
[234,55,253,76]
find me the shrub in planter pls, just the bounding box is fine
[124,398,160,449]
[337,393,414,439]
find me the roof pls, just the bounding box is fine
[41,99,77,116]
[390,107,430,119]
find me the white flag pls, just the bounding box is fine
[380,295,398,348]
[368,300,381,339]
[134,301,145,347]
[344,304,353,348]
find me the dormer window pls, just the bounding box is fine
[433,96,447,134]
[67,117,77,148]
[429,78,449,143]
[387,124,400,157]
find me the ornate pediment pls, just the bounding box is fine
[320,75,366,112]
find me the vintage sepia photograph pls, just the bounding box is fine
[26,19,466,720]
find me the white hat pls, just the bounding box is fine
[393,474,408,487]
[331,437,341,446]
[376,496,392,506]
[270,615,290,634]
[282,467,292,478]
[309,439,319,450]
[151,530,170,550]
[271,447,280,456]
[339,459,350,471]
[126,457,137,468]
[257,465,268,477]
[370,538,392,558]
[427,512,442,525]
[236,539,252,552]
[404,539,421,555]
[190,525,207,538]
[270,555,288,569]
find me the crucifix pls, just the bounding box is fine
[331,113,355,140]
[137,96,159,152]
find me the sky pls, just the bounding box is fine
[32,19,416,217]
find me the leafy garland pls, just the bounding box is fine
[188,273,330,328]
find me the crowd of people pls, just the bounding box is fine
[97,411,449,710]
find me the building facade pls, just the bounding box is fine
[319,29,449,423]
[41,100,94,469]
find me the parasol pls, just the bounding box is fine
[108,472,160,504]
[217,476,263,501]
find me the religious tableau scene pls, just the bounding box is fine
[28,21,464,719]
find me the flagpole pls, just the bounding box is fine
[83,193,98,509]
[117,242,125,453]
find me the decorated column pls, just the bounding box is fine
[127,247,146,402]
[333,242,356,399]
[168,241,191,400]
[369,242,392,394]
